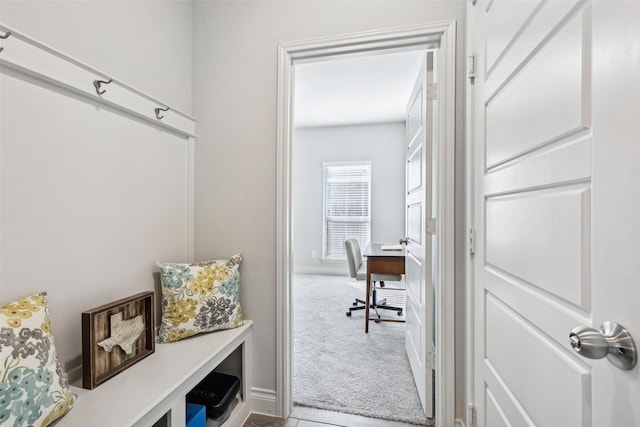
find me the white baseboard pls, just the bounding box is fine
[250,387,278,416]
[294,265,347,275]
[249,387,459,425]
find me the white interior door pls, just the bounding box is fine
[405,51,435,419]
[470,1,640,425]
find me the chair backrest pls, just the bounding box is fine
[344,238,363,279]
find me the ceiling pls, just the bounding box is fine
[294,50,426,128]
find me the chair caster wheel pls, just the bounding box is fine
[375,319,380,323]
[353,302,358,306]
[346,312,351,317]
[398,311,403,316]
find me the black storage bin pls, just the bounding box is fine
[186,372,240,419]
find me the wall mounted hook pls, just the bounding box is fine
[0,30,11,53]
[155,107,170,120]
[93,78,113,95]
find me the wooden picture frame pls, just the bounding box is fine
[82,291,155,389]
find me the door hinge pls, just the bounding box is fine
[426,351,436,369]
[468,228,475,255]
[468,402,477,427]
[427,83,438,101]
[468,55,476,80]
[426,218,437,235]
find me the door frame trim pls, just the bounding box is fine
[276,20,457,425]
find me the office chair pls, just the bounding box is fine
[344,238,403,319]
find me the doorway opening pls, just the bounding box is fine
[291,49,427,425]
[276,21,457,426]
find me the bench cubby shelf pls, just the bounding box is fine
[60,321,253,427]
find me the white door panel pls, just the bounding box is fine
[485,294,590,427]
[483,270,590,352]
[407,87,424,149]
[407,147,423,198]
[485,7,588,167]
[484,0,582,95]
[406,252,423,306]
[472,0,640,425]
[407,204,422,246]
[486,390,512,427]
[484,136,591,194]
[484,0,540,72]
[485,184,590,306]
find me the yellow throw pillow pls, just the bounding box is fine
[156,254,244,343]
[0,292,75,426]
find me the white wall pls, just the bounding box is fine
[0,0,193,377]
[192,0,466,417]
[0,0,193,114]
[293,123,406,275]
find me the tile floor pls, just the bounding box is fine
[243,406,421,427]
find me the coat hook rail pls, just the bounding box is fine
[155,106,170,120]
[0,30,10,53]
[93,78,113,95]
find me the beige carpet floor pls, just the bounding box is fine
[292,273,432,426]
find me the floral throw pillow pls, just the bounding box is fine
[156,254,244,343]
[0,292,75,426]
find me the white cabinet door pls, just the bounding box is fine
[470,1,640,425]
[405,51,435,419]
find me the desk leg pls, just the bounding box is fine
[365,272,371,333]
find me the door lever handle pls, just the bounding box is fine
[569,321,637,370]
[399,237,408,245]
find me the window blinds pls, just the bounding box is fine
[323,163,371,259]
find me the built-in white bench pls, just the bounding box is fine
[58,321,253,427]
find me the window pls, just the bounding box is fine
[322,162,371,260]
